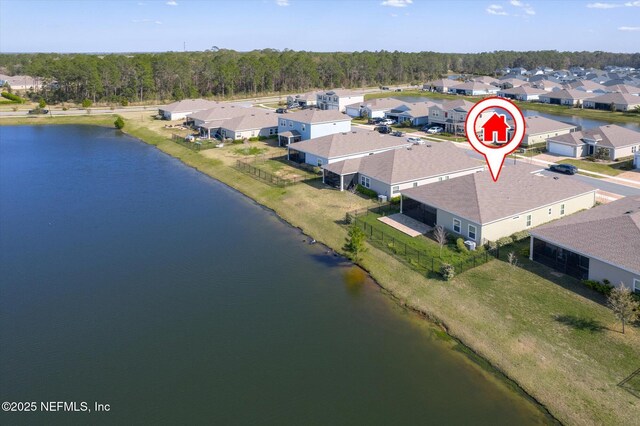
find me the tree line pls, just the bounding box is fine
[0,49,638,104]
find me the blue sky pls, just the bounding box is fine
[0,0,639,53]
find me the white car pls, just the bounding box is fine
[407,136,423,144]
[426,126,443,134]
[379,119,395,125]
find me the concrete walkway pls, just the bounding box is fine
[378,213,431,237]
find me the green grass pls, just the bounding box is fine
[233,146,267,156]
[365,90,479,102]
[559,158,634,176]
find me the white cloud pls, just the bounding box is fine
[509,0,535,15]
[587,1,639,7]
[624,1,640,5]
[155,21,163,25]
[275,0,290,5]
[166,0,178,5]
[510,0,523,6]
[486,4,508,15]
[381,0,413,7]
[132,18,162,24]
[619,26,640,30]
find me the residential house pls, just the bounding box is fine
[322,142,484,196]
[0,73,41,91]
[428,99,475,134]
[400,165,596,244]
[287,129,412,167]
[423,78,461,93]
[497,86,548,101]
[316,90,364,112]
[546,125,640,159]
[472,76,500,85]
[538,89,593,106]
[529,196,640,289]
[518,115,579,147]
[531,79,565,92]
[188,105,272,139]
[567,80,609,94]
[609,84,640,96]
[451,81,499,96]
[635,152,640,169]
[583,93,640,111]
[277,109,351,146]
[496,78,529,89]
[159,99,221,121]
[344,98,405,119]
[384,102,436,126]
[286,91,321,108]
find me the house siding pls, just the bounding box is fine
[588,258,640,290]
[278,119,351,141]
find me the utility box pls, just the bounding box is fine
[464,240,477,251]
[378,195,388,203]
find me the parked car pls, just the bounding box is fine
[368,117,383,125]
[28,108,48,115]
[275,108,286,113]
[394,88,403,92]
[391,131,404,137]
[426,126,443,134]
[379,118,395,125]
[549,164,578,175]
[376,125,392,134]
[407,136,423,144]
[380,86,390,90]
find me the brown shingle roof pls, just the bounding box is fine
[161,99,222,113]
[530,196,640,274]
[284,109,351,124]
[402,165,595,224]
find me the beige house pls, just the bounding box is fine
[159,99,221,121]
[423,78,461,93]
[546,125,640,159]
[518,115,579,146]
[401,165,596,244]
[428,99,475,134]
[538,89,592,106]
[316,90,364,112]
[530,196,640,290]
[583,93,640,112]
[188,105,276,139]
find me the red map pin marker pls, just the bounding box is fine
[464,97,525,182]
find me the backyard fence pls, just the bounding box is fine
[235,159,310,187]
[348,206,499,278]
[171,133,217,151]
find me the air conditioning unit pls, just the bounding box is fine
[464,240,477,251]
[378,195,388,203]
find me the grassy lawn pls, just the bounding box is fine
[2,113,639,425]
[365,90,479,103]
[559,158,634,176]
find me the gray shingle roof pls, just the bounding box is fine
[539,89,593,101]
[524,115,577,135]
[284,109,351,124]
[324,142,484,185]
[402,165,595,224]
[288,129,411,160]
[221,110,278,131]
[530,196,640,274]
[548,125,640,149]
[160,99,221,113]
[585,92,640,106]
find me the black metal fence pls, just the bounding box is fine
[235,159,310,187]
[348,206,498,278]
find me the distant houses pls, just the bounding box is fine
[546,125,640,160]
[159,99,221,121]
[518,116,579,147]
[344,98,406,119]
[423,79,461,93]
[497,86,548,102]
[538,89,592,106]
[451,81,499,96]
[582,93,640,112]
[401,165,596,244]
[187,105,278,140]
[529,196,640,289]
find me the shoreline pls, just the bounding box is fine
[3,116,638,425]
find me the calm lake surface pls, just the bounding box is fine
[0,125,550,425]
[397,96,640,131]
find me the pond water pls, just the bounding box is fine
[0,125,551,425]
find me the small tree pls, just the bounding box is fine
[440,263,455,281]
[609,102,616,112]
[38,98,46,109]
[433,225,447,257]
[608,284,639,334]
[114,116,125,130]
[82,99,92,108]
[343,224,367,263]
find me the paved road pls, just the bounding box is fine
[0,105,162,118]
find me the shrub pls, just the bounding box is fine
[114,117,125,130]
[485,240,498,251]
[519,247,530,258]
[38,98,46,108]
[62,106,68,111]
[581,279,613,296]
[81,99,92,108]
[510,231,529,242]
[356,184,377,198]
[389,196,401,205]
[248,136,260,142]
[121,99,129,106]
[232,139,244,144]
[440,263,455,281]
[456,238,468,253]
[496,236,513,247]
[344,212,354,224]
[1,91,24,103]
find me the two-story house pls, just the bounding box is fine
[316,90,364,112]
[277,109,352,146]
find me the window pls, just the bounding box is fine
[360,176,370,188]
[453,218,461,234]
[548,208,552,215]
[468,225,476,241]
[269,128,274,135]
[302,124,306,131]
[289,121,293,127]
[438,177,443,182]
[560,204,565,215]
[634,279,640,294]
[280,120,285,126]
[317,159,323,166]
[392,186,400,194]
[526,214,532,227]
[413,182,418,187]
[632,146,637,153]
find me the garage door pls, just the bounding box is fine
[548,142,574,157]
